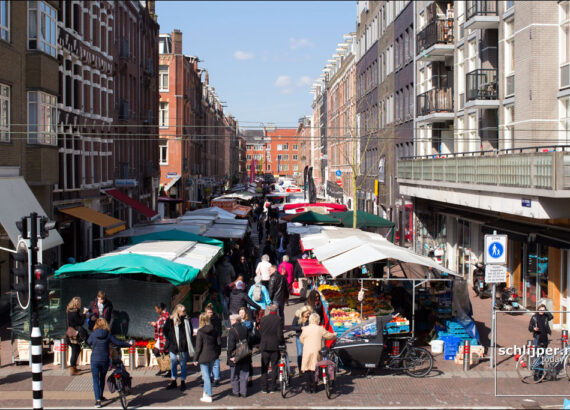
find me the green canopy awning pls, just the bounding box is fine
[55,254,200,286]
[129,229,223,247]
[291,211,341,225]
[331,210,395,229]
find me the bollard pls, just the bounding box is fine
[60,338,67,370]
[463,340,471,372]
[392,340,400,356]
[562,330,568,349]
[527,339,535,357]
[129,344,135,371]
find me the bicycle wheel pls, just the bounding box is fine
[119,389,128,410]
[325,378,332,399]
[404,347,433,377]
[517,354,545,384]
[281,377,287,398]
[564,354,570,381]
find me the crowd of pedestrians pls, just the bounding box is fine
[64,196,337,406]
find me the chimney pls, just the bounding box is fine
[172,29,183,55]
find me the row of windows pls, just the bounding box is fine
[394,25,413,71]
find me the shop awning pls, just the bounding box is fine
[0,177,64,250]
[129,229,223,247]
[55,253,199,286]
[291,211,341,225]
[164,175,181,192]
[59,206,126,236]
[330,210,395,229]
[103,189,159,220]
[298,258,330,277]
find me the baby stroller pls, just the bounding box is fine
[106,351,132,410]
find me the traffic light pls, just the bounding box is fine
[12,241,29,295]
[32,264,50,302]
[38,216,56,239]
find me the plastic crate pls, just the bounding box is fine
[444,353,456,360]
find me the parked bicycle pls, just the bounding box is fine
[278,344,291,398]
[318,347,338,399]
[516,341,570,383]
[107,357,132,410]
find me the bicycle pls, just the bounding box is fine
[277,344,290,398]
[108,358,131,410]
[318,347,337,399]
[516,341,570,383]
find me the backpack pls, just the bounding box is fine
[252,284,263,302]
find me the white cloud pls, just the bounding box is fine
[275,75,291,87]
[234,50,254,60]
[290,37,314,50]
[297,76,312,87]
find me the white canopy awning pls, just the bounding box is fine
[112,223,206,238]
[0,177,63,250]
[164,175,181,192]
[204,226,247,239]
[184,206,236,220]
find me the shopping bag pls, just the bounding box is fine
[156,354,171,372]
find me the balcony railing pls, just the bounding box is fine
[416,19,454,55]
[397,146,570,192]
[466,69,498,101]
[467,1,498,20]
[416,87,453,117]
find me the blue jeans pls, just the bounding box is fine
[200,362,214,396]
[170,351,188,381]
[295,336,303,370]
[91,361,108,401]
[211,358,220,381]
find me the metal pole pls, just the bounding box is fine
[411,279,416,338]
[60,338,67,371]
[129,345,135,371]
[562,329,568,349]
[490,283,495,368]
[29,212,43,410]
[463,339,471,372]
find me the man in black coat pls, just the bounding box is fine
[258,304,284,393]
[268,265,289,319]
[88,290,114,331]
[228,280,262,315]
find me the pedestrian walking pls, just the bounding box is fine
[278,255,294,294]
[268,265,289,319]
[248,275,272,313]
[235,255,252,284]
[227,314,251,398]
[291,305,313,374]
[529,303,553,348]
[258,304,284,393]
[193,312,221,403]
[276,231,288,263]
[228,280,262,315]
[238,307,255,387]
[66,297,88,375]
[163,304,194,391]
[150,303,169,376]
[300,313,337,393]
[216,258,236,315]
[255,254,272,288]
[87,318,132,408]
[205,303,222,386]
[87,290,113,331]
[269,220,279,247]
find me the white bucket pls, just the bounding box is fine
[430,340,444,354]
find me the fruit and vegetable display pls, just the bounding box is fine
[318,283,394,320]
[330,307,361,330]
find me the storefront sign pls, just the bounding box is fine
[484,234,508,265]
[115,179,138,187]
[166,172,179,179]
[522,198,532,208]
[485,265,507,283]
[378,156,385,184]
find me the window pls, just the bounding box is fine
[560,98,570,144]
[27,91,57,145]
[277,144,282,150]
[159,141,168,165]
[159,65,169,91]
[457,46,465,109]
[506,0,515,10]
[159,102,168,128]
[0,84,8,142]
[456,116,465,152]
[560,2,570,88]
[28,1,57,57]
[292,154,298,160]
[292,144,298,150]
[505,19,515,74]
[266,164,271,171]
[466,38,477,73]
[278,164,289,172]
[253,154,263,160]
[0,0,9,41]
[293,165,299,171]
[504,105,515,149]
[468,113,479,152]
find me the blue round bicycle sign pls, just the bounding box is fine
[488,242,504,259]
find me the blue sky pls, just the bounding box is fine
[156,1,355,128]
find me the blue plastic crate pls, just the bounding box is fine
[444,354,456,360]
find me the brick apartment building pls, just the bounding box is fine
[266,128,301,179]
[158,30,203,214]
[244,129,267,178]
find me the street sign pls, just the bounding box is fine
[336,179,343,187]
[485,264,507,283]
[484,234,507,265]
[335,170,342,177]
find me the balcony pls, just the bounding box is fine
[416,19,454,62]
[465,1,499,30]
[465,69,499,109]
[397,147,570,199]
[416,87,454,122]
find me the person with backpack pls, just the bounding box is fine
[228,280,262,316]
[248,275,271,315]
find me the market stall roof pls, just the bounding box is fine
[291,211,341,225]
[106,240,223,274]
[215,191,260,201]
[0,176,64,250]
[283,202,348,212]
[158,196,183,203]
[330,210,395,229]
[128,229,223,247]
[112,223,205,238]
[184,207,236,219]
[298,258,330,277]
[203,225,247,239]
[230,205,252,218]
[59,206,126,236]
[103,189,159,220]
[55,253,200,286]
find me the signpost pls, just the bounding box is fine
[485,233,508,369]
[335,170,342,177]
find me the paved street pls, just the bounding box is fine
[1,294,569,409]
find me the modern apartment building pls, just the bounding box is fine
[398,0,570,327]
